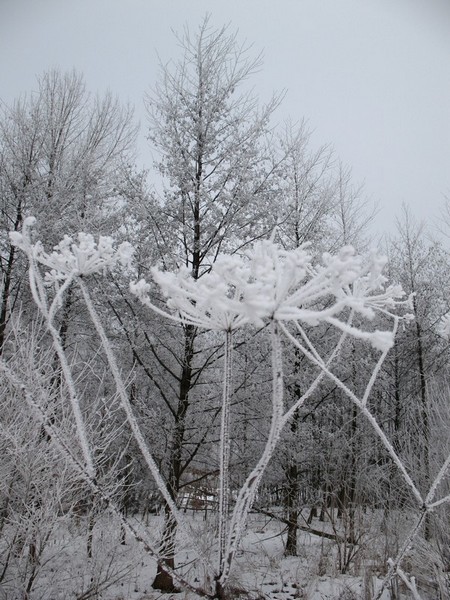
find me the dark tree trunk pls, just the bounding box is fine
[413,299,431,540]
[152,503,179,592]
[0,204,22,356]
[285,465,299,556]
[152,324,196,592]
[285,409,300,556]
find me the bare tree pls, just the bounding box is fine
[383,207,450,543]
[142,16,284,591]
[274,120,336,251]
[0,69,136,354]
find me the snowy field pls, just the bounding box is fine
[0,507,434,599]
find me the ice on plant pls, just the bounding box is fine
[129,238,408,350]
[9,217,134,281]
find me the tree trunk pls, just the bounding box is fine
[414,304,431,540]
[152,324,196,592]
[152,504,179,592]
[0,203,22,356]
[285,409,300,556]
[347,403,358,545]
[285,462,299,556]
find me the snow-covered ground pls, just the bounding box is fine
[1,510,410,599]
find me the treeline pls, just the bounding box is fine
[1,16,450,599]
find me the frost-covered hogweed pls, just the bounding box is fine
[131,253,258,331]
[131,239,410,350]
[10,217,134,285]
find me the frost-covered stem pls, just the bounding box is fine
[361,317,399,407]
[294,321,326,365]
[394,565,423,600]
[359,405,423,504]
[0,360,212,599]
[27,260,95,477]
[374,510,427,600]
[282,322,350,425]
[218,329,233,576]
[77,280,211,571]
[45,319,95,477]
[219,320,284,587]
[137,295,209,328]
[429,492,450,510]
[48,272,76,323]
[27,254,49,315]
[426,450,450,508]
[78,281,182,519]
[279,321,424,506]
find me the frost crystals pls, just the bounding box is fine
[10,216,134,286]
[131,239,410,346]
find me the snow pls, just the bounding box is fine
[0,511,397,599]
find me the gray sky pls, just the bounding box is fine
[1,0,450,237]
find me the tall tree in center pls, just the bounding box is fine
[144,17,281,591]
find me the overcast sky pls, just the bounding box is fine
[1,0,450,237]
